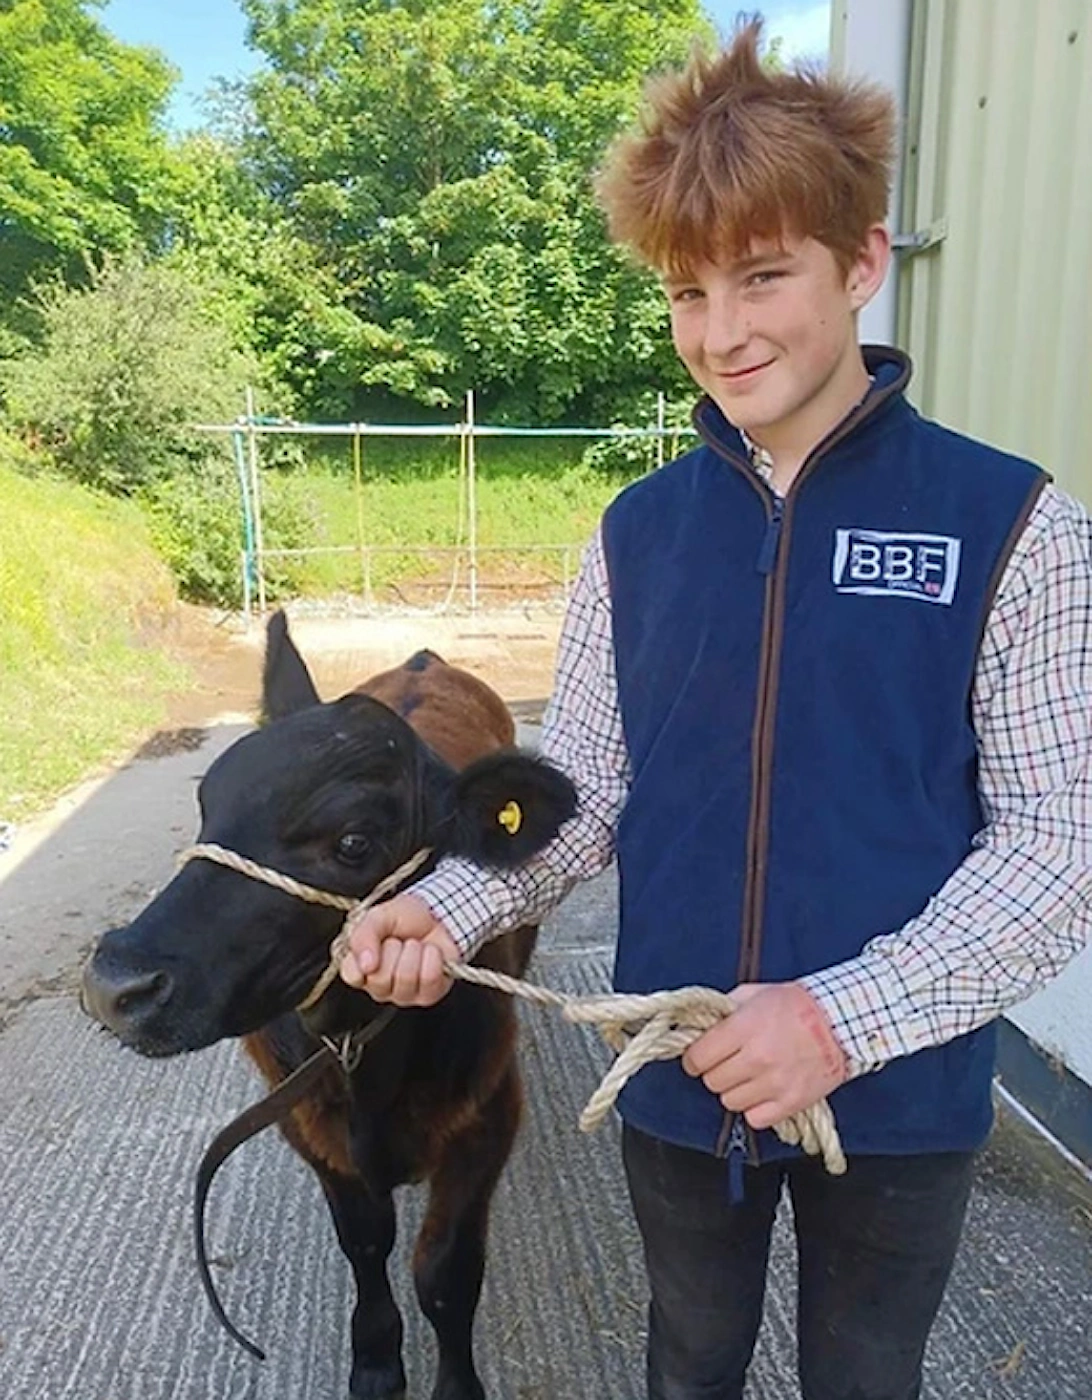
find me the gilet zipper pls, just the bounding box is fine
[699,394,888,1191]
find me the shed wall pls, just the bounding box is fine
[897,0,1092,500]
[833,1,1092,1106]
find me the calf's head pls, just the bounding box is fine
[82,619,575,1056]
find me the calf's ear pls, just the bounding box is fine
[449,751,577,867]
[262,610,321,722]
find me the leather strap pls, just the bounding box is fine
[194,1007,399,1360]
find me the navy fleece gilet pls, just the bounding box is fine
[602,349,1046,1161]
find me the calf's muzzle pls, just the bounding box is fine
[81,944,175,1045]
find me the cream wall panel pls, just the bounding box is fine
[898,1,1092,501]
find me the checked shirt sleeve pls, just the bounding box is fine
[803,485,1092,1078]
[410,527,629,958]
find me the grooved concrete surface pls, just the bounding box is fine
[2,721,1091,1399]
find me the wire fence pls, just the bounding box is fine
[196,388,694,617]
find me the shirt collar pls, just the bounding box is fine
[739,429,777,490]
[738,375,876,497]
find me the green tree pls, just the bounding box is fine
[239,0,708,421]
[0,0,179,327]
[163,130,337,413]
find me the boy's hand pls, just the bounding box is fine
[338,892,459,1007]
[681,982,848,1128]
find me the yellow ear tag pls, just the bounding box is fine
[497,800,523,835]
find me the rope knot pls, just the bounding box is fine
[449,963,847,1175]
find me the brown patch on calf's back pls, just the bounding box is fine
[396,691,424,721]
[360,655,515,769]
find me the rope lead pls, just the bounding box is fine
[181,842,847,1176]
[442,960,847,1174]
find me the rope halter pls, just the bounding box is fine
[179,842,434,1011]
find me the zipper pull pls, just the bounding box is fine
[725,1115,749,1204]
[756,497,784,575]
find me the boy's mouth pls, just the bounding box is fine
[722,358,775,382]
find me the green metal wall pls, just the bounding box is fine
[897,0,1092,502]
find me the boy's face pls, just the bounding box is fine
[663,229,889,462]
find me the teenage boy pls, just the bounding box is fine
[339,23,1092,1400]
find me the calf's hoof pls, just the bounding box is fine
[350,1359,406,1400]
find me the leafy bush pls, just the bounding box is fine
[140,457,320,606]
[1,254,259,494]
[580,391,697,474]
[580,431,661,477]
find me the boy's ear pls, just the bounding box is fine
[848,224,891,312]
[448,751,578,867]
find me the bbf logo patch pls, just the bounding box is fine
[832,529,962,605]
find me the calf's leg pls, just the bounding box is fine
[413,1068,523,1400]
[319,1172,406,1400]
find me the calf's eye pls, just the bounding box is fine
[336,833,371,865]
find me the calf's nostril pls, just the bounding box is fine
[114,971,170,1015]
[83,964,174,1029]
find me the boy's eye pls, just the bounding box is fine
[746,270,785,288]
[669,286,703,303]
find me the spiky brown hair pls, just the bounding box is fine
[595,17,896,276]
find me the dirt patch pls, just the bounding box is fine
[161,603,562,728]
[157,605,263,727]
[131,727,209,760]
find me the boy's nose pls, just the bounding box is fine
[702,295,751,358]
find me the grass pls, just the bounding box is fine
[260,435,651,601]
[0,432,648,820]
[0,450,187,825]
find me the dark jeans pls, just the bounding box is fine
[622,1123,976,1400]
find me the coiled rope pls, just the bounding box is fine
[180,843,847,1175]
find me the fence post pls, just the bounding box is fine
[353,426,369,605]
[363,546,373,610]
[466,389,478,613]
[231,426,257,615]
[245,386,267,614]
[240,550,252,621]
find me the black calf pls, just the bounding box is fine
[83,613,575,1400]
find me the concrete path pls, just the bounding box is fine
[1,700,1090,1398]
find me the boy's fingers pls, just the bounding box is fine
[418,942,454,1005]
[338,907,385,983]
[681,1017,742,1078]
[335,895,459,1005]
[419,941,443,984]
[344,893,437,978]
[340,900,416,982]
[391,938,423,1002]
[356,909,388,972]
[371,937,406,999]
[338,939,367,988]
